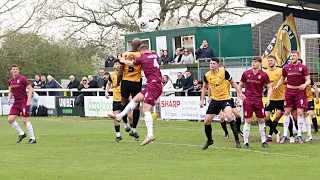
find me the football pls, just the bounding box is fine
[137,17,149,29]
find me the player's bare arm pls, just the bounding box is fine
[236,82,244,104]
[116,65,124,86]
[8,89,12,105]
[299,75,311,90]
[200,81,208,108]
[207,87,211,103]
[230,80,246,100]
[266,83,273,107]
[273,76,285,90]
[26,85,33,106]
[313,84,319,104]
[119,57,134,66]
[105,81,112,99]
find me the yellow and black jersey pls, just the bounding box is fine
[108,72,121,102]
[306,80,315,102]
[264,67,286,100]
[122,51,142,82]
[204,70,232,101]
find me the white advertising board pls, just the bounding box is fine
[160,96,242,120]
[84,96,114,117]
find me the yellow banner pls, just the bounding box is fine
[261,13,300,69]
[262,98,320,124]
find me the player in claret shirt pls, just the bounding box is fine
[7,64,36,144]
[274,51,310,144]
[108,44,163,146]
[239,57,273,148]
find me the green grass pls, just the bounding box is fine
[0,116,319,180]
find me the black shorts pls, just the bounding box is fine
[206,100,232,115]
[113,101,121,111]
[230,98,236,108]
[121,80,142,99]
[264,100,284,112]
[308,100,315,111]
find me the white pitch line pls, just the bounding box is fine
[36,132,311,158]
[104,139,311,158]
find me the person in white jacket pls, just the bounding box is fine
[162,75,175,97]
[180,49,194,64]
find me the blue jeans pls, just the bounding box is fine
[30,104,38,116]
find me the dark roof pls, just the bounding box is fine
[246,0,320,21]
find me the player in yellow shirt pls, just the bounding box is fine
[200,58,245,149]
[106,59,132,143]
[264,55,285,143]
[208,66,243,138]
[116,38,142,141]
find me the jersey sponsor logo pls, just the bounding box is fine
[161,100,180,107]
[258,75,261,79]
[17,80,20,83]
[299,67,302,71]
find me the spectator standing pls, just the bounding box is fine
[162,75,175,97]
[45,75,59,96]
[161,50,173,64]
[30,92,39,116]
[174,48,183,64]
[182,70,194,91]
[67,75,81,96]
[175,72,185,89]
[97,69,107,88]
[159,49,164,63]
[195,39,216,60]
[97,69,108,96]
[88,75,98,88]
[32,75,42,89]
[105,52,115,68]
[67,75,80,89]
[180,49,194,64]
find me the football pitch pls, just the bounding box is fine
[0,116,319,180]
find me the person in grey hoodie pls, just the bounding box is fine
[30,92,39,116]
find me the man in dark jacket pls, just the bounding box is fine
[67,75,81,96]
[45,75,59,96]
[97,69,108,96]
[32,75,42,89]
[195,39,216,60]
[104,52,115,68]
[182,70,194,91]
[175,72,185,89]
[88,75,98,88]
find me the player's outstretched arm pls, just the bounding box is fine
[26,85,34,106]
[119,57,134,66]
